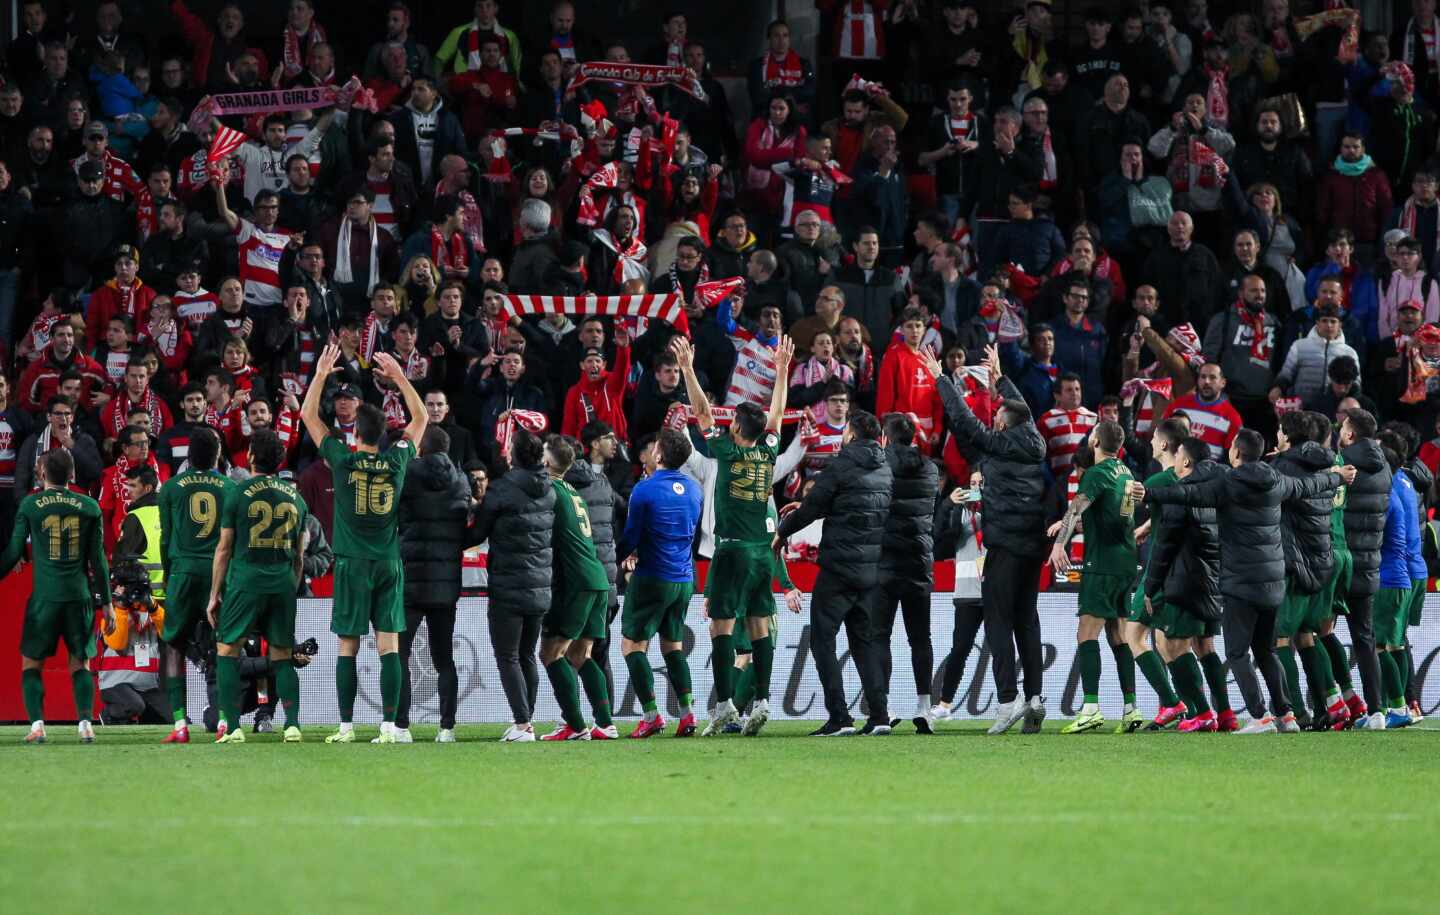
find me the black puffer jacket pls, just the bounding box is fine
[471,463,556,615]
[879,444,938,587]
[776,438,893,589]
[936,374,1049,557]
[398,452,472,608]
[1273,441,1338,594]
[564,460,620,604]
[1148,459,1343,607]
[1342,439,1392,597]
[1145,461,1222,619]
[1405,459,1434,514]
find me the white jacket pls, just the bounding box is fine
[1275,325,1360,404]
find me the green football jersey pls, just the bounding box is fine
[1078,457,1138,578]
[158,469,230,577]
[0,488,110,604]
[706,426,780,544]
[551,478,610,591]
[322,435,414,561]
[1331,453,1349,552]
[221,474,308,594]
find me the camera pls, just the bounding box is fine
[293,637,319,659]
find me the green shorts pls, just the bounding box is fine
[1155,602,1218,639]
[20,598,96,661]
[1275,576,1313,639]
[330,557,404,637]
[1373,586,1412,647]
[216,587,296,647]
[705,542,774,619]
[1125,585,1157,626]
[622,574,693,643]
[733,614,779,653]
[544,586,609,641]
[1305,550,1352,628]
[161,570,211,646]
[1408,580,1427,627]
[1077,573,1131,620]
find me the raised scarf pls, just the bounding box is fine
[430,227,468,276]
[1235,302,1273,366]
[592,228,649,287]
[1204,63,1230,126]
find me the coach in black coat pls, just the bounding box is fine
[872,419,939,724]
[1338,417,1392,715]
[776,414,893,734]
[935,361,1049,727]
[470,431,556,728]
[396,430,472,732]
[1147,431,1349,721]
[1272,434,1339,596]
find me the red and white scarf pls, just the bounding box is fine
[466,22,511,72]
[746,123,793,191]
[24,312,62,359]
[283,22,326,80]
[790,356,855,422]
[142,318,179,360]
[497,409,547,460]
[1204,64,1230,126]
[430,227,469,276]
[502,293,689,336]
[107,388,163,437]
[438,183,486,254]
[762,50,806,88]
[333,217,380,294]
[1234,302,1273,366]
[591,228,649,287]
[135,188,158,243]
[379,348,429,426]
[669,256,710,302]
[359,312,387,366]
[1037,128,1057,187]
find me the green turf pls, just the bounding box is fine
[2,720,1438,914]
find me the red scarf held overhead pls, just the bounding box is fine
[283,22,326,80]
[1205,64,1230,126]
[1235,302,1273,366]
[496,409,547,460]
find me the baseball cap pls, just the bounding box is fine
[1399,299,1424,312]
[77,160,104,181]
[334,383,363,400]
[86,120,108,139]
[581,346,605,360]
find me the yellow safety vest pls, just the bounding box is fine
[130,504,166,601]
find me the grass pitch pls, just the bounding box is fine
[2,720,1437,914]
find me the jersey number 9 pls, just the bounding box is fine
[189,491,218,537]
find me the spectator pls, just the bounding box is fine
[1317,133,1395,266]
[508,198,559,293]
[1378,236,1440,338]
[18,321,106,414]
[777,211,842,309]
[1001,323,1060,418]
[1037,372,1097,480]
[824,86,909,177]
[1048,275,1108,410]
[959,106,1040,231]
[1216,229,1289,320]
[435,0,522,77]
[743,93,807,228]
[1231,106,1314,220]
[984,184,1066,280]
[319,186,401,313]
[1140,211,1223,328]
[1204,274,1280,440]
[876,306,944,449]
[1303,228,1380,343]
[1095,141,1173,266]
[747,20,816,122]
[1270,303,1362,405]
[335,137,417,241]
[363,3,433,80]
[833,228,905,354]
[919,81,984,226]
[1308,355,1378,419]
[470,347,546,453]
[1075,74,1150,195]
[919,241,980,337]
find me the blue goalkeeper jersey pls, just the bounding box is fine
[621,469,702,582]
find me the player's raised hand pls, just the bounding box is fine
[669,335,695,369]
[315,343,342,379]
[919,348,943,380]
[372,350,405,383]
[774,335,795,372]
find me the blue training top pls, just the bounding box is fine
[620,469,702,583]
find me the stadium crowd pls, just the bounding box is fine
[1,0,1439,739]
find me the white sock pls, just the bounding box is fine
[916,694,930,716]
[644,709,659,722]
[1123,702,1136,714]
[1080,702,1099,715]
[338,722,354,734]
[30,720,43,731]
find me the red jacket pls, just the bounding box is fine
[1316,166,1394,244]
[86,280,158,350]
[99,456,171,554]
[876,341,944,451]
[562,343,631,440]
[17,343,109,413]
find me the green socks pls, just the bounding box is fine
[216,654,240,730]
[664,650,693,711]
[545,658,586,730]
[379,652,402,723]
[1277,646,1302,717]
[1136,650,1178,707]
[1078,639,1101,703]
[275,658,300,727]
[711,634,735,701]
[1168,655,1209,715]
[752,637,774,701]
[1321,634,1353,691]
[1380,651,1404,708]
[1200,652,1232,713]
[70,668,92,722]
[624,651,657,711]
[1299,642,1335,696]
[1397,648,1411,700]
[336,655,357,723]
[1111,643,1136,704]
[578,658,612,727]
[165,672,187,725]
[21,668,43,722]
[733,662,756,711]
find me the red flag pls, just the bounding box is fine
[694,277,746,310]
[208,125,246,166]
